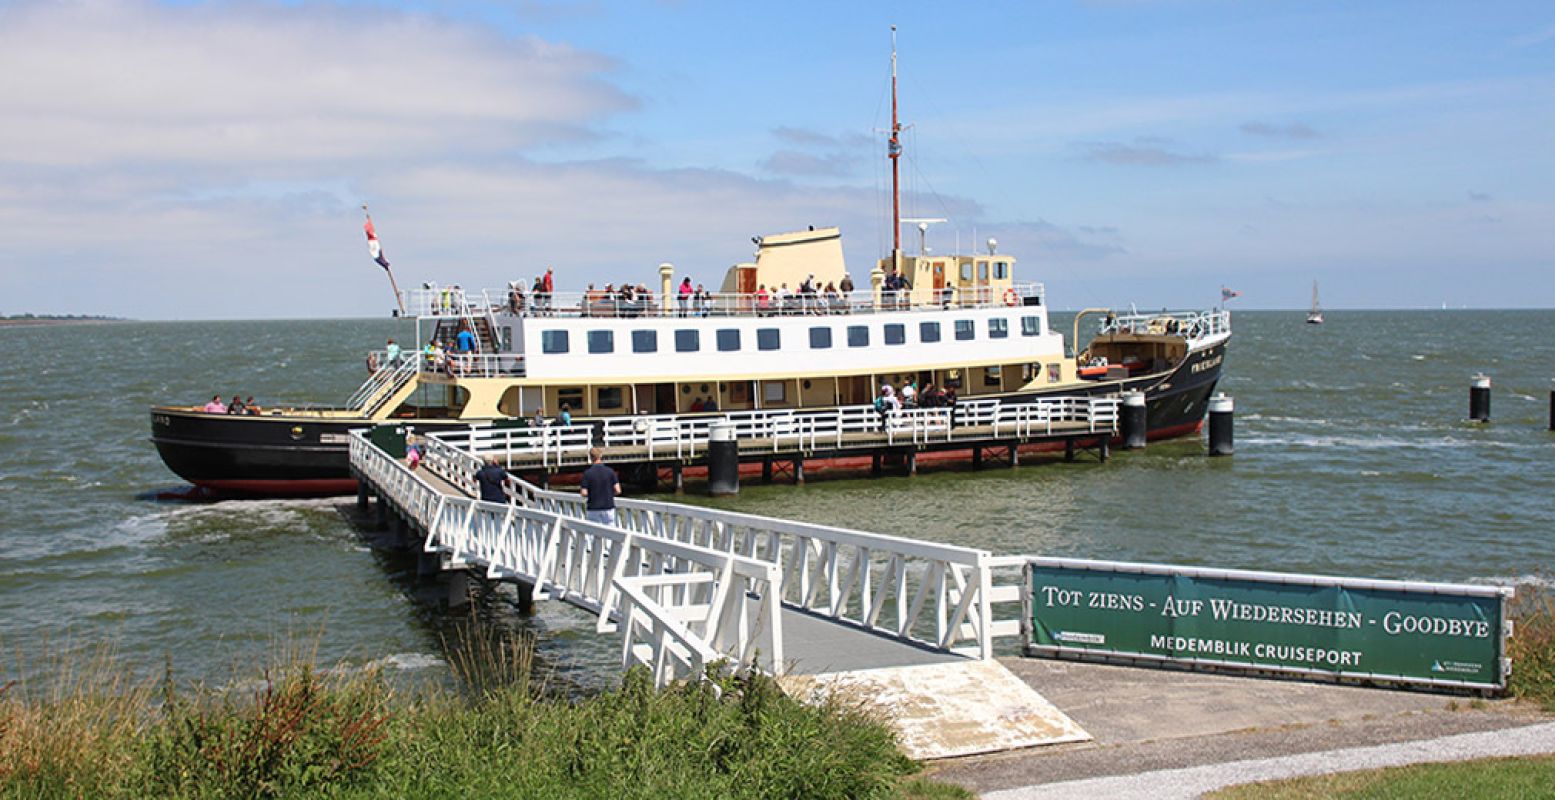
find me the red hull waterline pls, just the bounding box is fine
[193,478,362,495]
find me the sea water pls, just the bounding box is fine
[1,311,1551,688]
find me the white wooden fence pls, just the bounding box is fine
[417,433,1029,661]
[351,432,783,687]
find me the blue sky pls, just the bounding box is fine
[0,0,1551,318]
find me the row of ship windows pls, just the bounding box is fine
[539,316,1044,355]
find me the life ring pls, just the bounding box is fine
[1003,288,1019,306]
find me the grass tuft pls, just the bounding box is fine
[0,627,956,799]
[1508,583,1555,710]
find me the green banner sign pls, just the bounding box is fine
[1026,560,1510,689]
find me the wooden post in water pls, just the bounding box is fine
[356,479,369,512]
[1009,443,1019,467]
[793,458,806,484]
[972,446,982,470]
[446,568,470,609]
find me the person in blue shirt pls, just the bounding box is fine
[559,403,572,426]
[455,327,476,353]
[385,338,401,364]
[474,456,509,503]
[579,448,621,525]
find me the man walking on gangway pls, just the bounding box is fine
[579,447,621,525]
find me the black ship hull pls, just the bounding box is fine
[150,341,1226,496]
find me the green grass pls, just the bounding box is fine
[1208,754,1555,799]
[0,627,961,799]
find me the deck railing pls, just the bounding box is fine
[351,431,783,687]
[416,431,1027,660]
[404,283,1046,321]
[1099,309,1231,346]
[433,396,1120,468]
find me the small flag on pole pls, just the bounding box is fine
[365,217,391,270]
[1221,286,1241,302]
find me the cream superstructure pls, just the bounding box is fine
[373,227,1074,422]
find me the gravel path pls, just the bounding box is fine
[983,721,1555,799]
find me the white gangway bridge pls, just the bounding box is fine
[348,428,1092,758]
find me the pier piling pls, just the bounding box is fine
[1208,393,1234,456]
[707,421,738,496]
[1121,390,1148,450]
[793,458,806,484]
[446,569,471,609]
[356,480,369,512]
[374,492,388,529]
[1009,444,1019,467]
[1469,374,1491,422]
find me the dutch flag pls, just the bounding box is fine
[365,216,391,270]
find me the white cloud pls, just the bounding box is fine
[0,0,632,168]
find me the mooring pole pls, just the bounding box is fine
[1121,390,1148,450]
[1469,374,1491,423]
[708,421,738,496]
[1208,393,1234,456]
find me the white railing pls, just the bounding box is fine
[347,356,416,410]
[403,282,1047,321]
[1099,309,1231,347]
[415,352,527,380]
[415,433,1027,660]
[434,396,1119,467]
[351,432,783,687]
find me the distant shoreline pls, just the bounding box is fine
[0,317,128,328]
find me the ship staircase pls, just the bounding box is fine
[348,430,1092,759]
[348,359,419,418]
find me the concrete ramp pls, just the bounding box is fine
[780,659,1090,760]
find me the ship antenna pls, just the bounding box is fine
[889,25,902,262]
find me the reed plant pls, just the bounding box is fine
[1508,582,1555,710]
[0,624,940,799]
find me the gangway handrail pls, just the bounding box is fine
[351,431,783,687]
[416,430,1022,659]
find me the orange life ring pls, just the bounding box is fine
[1003,288,1019,306]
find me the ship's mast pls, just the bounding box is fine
[889,25,902,259]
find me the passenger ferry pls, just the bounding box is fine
[149,36,1230,495]
[150,226,1230,493]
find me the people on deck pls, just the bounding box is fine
[579,447,622,526]
[227,395,246,415]
[678,277,694,317]
[244,396,262,415]
[559,403,572,427]
[203,395,226,413]
[385,339,401,365]
[455,326,476,353]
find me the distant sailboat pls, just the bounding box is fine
[1306,281,1323,324]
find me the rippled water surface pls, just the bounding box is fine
[2,311,1552,686]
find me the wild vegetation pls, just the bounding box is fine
[0,624,960,799]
